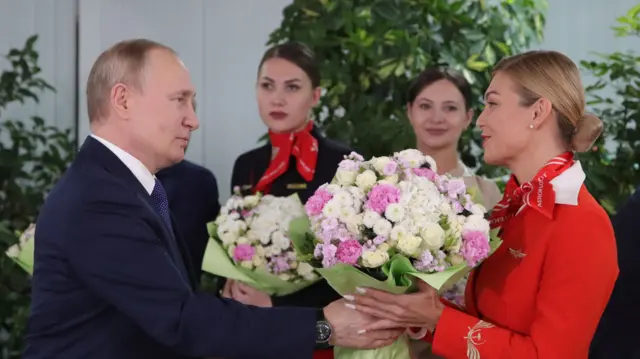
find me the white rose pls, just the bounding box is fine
[243,195,260,207]
[420,222,446,250]
[335,168,358,186]
[448,253,465,266]
[396,149,425,168]
[325,184,341,194]
[378,174,399,185]
[470,203,487,215]
[355,170,377,191]
[344,214,362,233]
[297,262,315,276]
[362,250,390,268]
[363,211,381,228]
[236,236,250,244]
[397,234,422,257]
[373,218,392,237]
[253,255,266,268]
[370,156,392,173]
[384,203,405,222]
[462,214,490,235]
[348,187,365,202]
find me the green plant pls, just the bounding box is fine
[0,35,76,359]
[267,0,547,179]
[578,4,640,214]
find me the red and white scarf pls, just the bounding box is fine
[489,152,575,228]
[254,121,318,194]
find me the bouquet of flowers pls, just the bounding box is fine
[202,191,319,296]
[289,150,501,359]
[5,223,36,275]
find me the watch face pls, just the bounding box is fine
[316,321,332,343]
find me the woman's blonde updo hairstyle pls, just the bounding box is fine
[493,50,603,152]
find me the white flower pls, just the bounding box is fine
[271,231,290,250]
[362,250,390,268]
[333,189,354,207]
[469,203,487,215]
[373,218,392,237]
[5,244,20,258]
[420,222,446,250]
[397,234,422,257]
[370,156,392,174]
[463,214,490,235]
[227,245,236,258]
[322,199,341,218]
[325,184,341,194]
[243,195,260,207]
[236,236,250,245]
[297,262,315,277]
[344,213,362,233]
[396,149,426,168]
[390,225,409,242]
[279,273,292,281]
[378,174,399,185]
[348,186,365,202]
[335,168,358,186]
[363,211,381,228]
[355,170,377,191]
[241,260,254,269]
[448,253,465,266]
[253,255,266,268]
[384,203,405,222]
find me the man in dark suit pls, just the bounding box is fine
[157,159,220,282]
[24,39,402,359]
[589,186,640,359]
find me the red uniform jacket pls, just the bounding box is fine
[426,162,618,358]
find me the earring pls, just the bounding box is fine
[529,124,534,129]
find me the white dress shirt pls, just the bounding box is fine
[90,134,156,195]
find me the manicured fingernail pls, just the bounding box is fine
[356,287,366,294]
[345,303,356,310]
[343,295,355,301]
[357,329,367,334]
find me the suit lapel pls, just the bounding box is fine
[79,136,191,285]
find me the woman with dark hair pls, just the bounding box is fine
[406,68,502,210]
[221,42,352,359]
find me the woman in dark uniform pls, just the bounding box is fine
[221,42,352,359]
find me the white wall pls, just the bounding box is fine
[77,0,292,199]
[0,0,77,131]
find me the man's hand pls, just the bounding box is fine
[221,280,272,307]
[323,299,405,349]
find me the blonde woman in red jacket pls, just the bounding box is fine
[346,50,619,359]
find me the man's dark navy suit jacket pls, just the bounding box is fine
[589,186,640,359]
[23,136,316,359]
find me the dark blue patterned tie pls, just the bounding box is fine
[151,178,173,234]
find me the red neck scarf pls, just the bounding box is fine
[490,151,575,229]
[254,121,318,194]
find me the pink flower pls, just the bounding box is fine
[305,189,333,216]
[365,184,401,214]
[412,167,436,180]
[382,161,398,176]
[460,231,490,267]
[336,239,363,265]
[233,244,255,261]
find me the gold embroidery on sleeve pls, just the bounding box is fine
[464,320,495,359]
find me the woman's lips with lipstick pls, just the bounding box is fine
[269,111,288,120]
[481,135,491,146]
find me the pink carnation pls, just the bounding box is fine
[412,167,436,181]
[336,239,363,265]
[305,189,333,216]
[233,244,255,261]
[365,184,400,214]
[460,231,490,267]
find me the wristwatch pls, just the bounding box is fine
[314,309,333,350]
